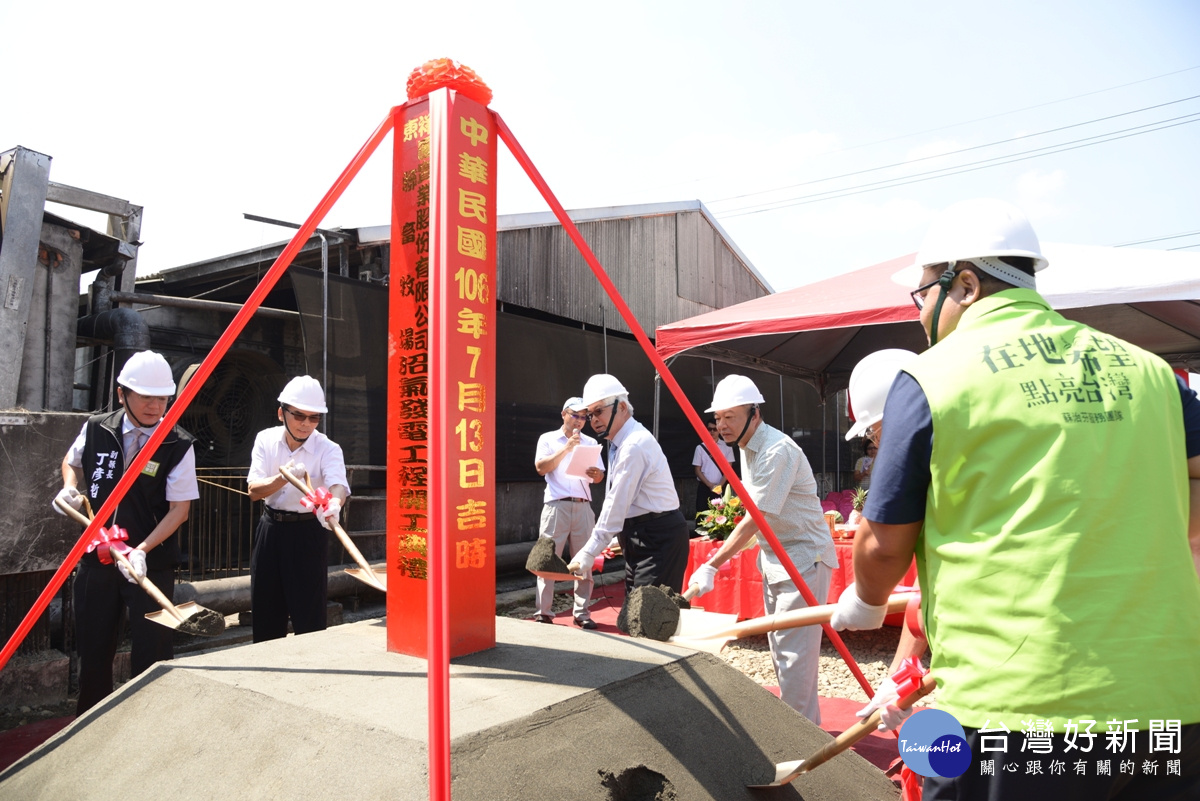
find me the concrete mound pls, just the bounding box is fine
[0,617,897,801]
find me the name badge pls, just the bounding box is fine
[141,460,160,478]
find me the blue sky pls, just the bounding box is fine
[6,0,1198,292]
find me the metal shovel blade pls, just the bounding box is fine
[529,570,581,582]
[747,759,806,788]
[674,607,738,637]
[345,567,388,592]
[143,600,226,637]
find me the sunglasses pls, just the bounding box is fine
[566,411,587,421]
[283,406,322,424]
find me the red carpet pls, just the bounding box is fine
[535,579,899,772]
[0,716,74,773]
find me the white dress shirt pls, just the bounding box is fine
[247,426,350,512]
[692,439,735,486]
[576,417,679,564]
[536,428,603,503]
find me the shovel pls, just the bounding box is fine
[279,466,387,593]
[55,498,225,636]
[748,673,938,788]
[669,591,915,653]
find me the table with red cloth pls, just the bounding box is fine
[682,537,918,622]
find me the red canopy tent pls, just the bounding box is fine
[655,244,1200,395]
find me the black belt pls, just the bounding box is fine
[550,497,590,503]
[263,507,310,523]
[626,508,679,526]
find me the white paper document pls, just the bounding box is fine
[564,444,602,478]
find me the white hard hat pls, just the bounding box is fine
[562,397,587,412]
[845,349,919,440]
[580,374,628,407]
[278,376,328,413]
[705,375,765,413]
[893,198,1048,289]
[116,351,176,396]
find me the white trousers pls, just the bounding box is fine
[535,500,595,618]
[765,561,832,725]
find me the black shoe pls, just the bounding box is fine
[533,614,554,624]
[575,617,598,630]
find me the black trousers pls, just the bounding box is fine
[250,514,329,643]
[618,509,689,594]
[73,558,175,715]
[924,723,1200,801]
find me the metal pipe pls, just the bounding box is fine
[174,540,560,615]
[111,291,297,320]
[77,307,152,398]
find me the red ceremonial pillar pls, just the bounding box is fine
[388,87,497,658]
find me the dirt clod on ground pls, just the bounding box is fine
[524,537,569,574]
[599,765,678,801]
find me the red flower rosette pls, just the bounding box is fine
[406,58,493,106]
[889,655,928,699]
[87,526,131,565]
[300,486,332,515]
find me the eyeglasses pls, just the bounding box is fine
[586,401,615,420]
[910,268,958,311]
[566,411,587,421]
[283,406,321,424]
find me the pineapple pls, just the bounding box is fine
[847,486,868,529]
[852,486,868,512]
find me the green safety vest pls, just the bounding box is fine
[906,288,1200,732]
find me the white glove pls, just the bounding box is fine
[118,548,148,584]
[829,583,889,631]
[689,564,719,597]
[856,676,912,732]
[319,497,342,530]
[53,486,83,515]
[282,460,306,477]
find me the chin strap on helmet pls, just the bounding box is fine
[734,405,758,446]
[928,262,958,347]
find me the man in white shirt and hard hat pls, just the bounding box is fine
[247,376,349,643]
[566,374,689,595]
[532,397,606,628]
[54,350,199,714]
[686,375,837,723]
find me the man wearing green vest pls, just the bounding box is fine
[832,198,1200,799]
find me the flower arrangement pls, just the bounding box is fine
[695,484,745,541]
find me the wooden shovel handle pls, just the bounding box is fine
[54,497,185,622]
[730,592,913,639]
[108,547,186,623]
[798,673,937,776]
[279,467,378,580]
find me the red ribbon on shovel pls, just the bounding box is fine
[86,526,130,565]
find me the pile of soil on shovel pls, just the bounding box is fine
[525,537,570,574]
[178,608,226,637]
[616,586,690,641]
[599,766,678,801]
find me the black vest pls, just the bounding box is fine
[80,409,196,570]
